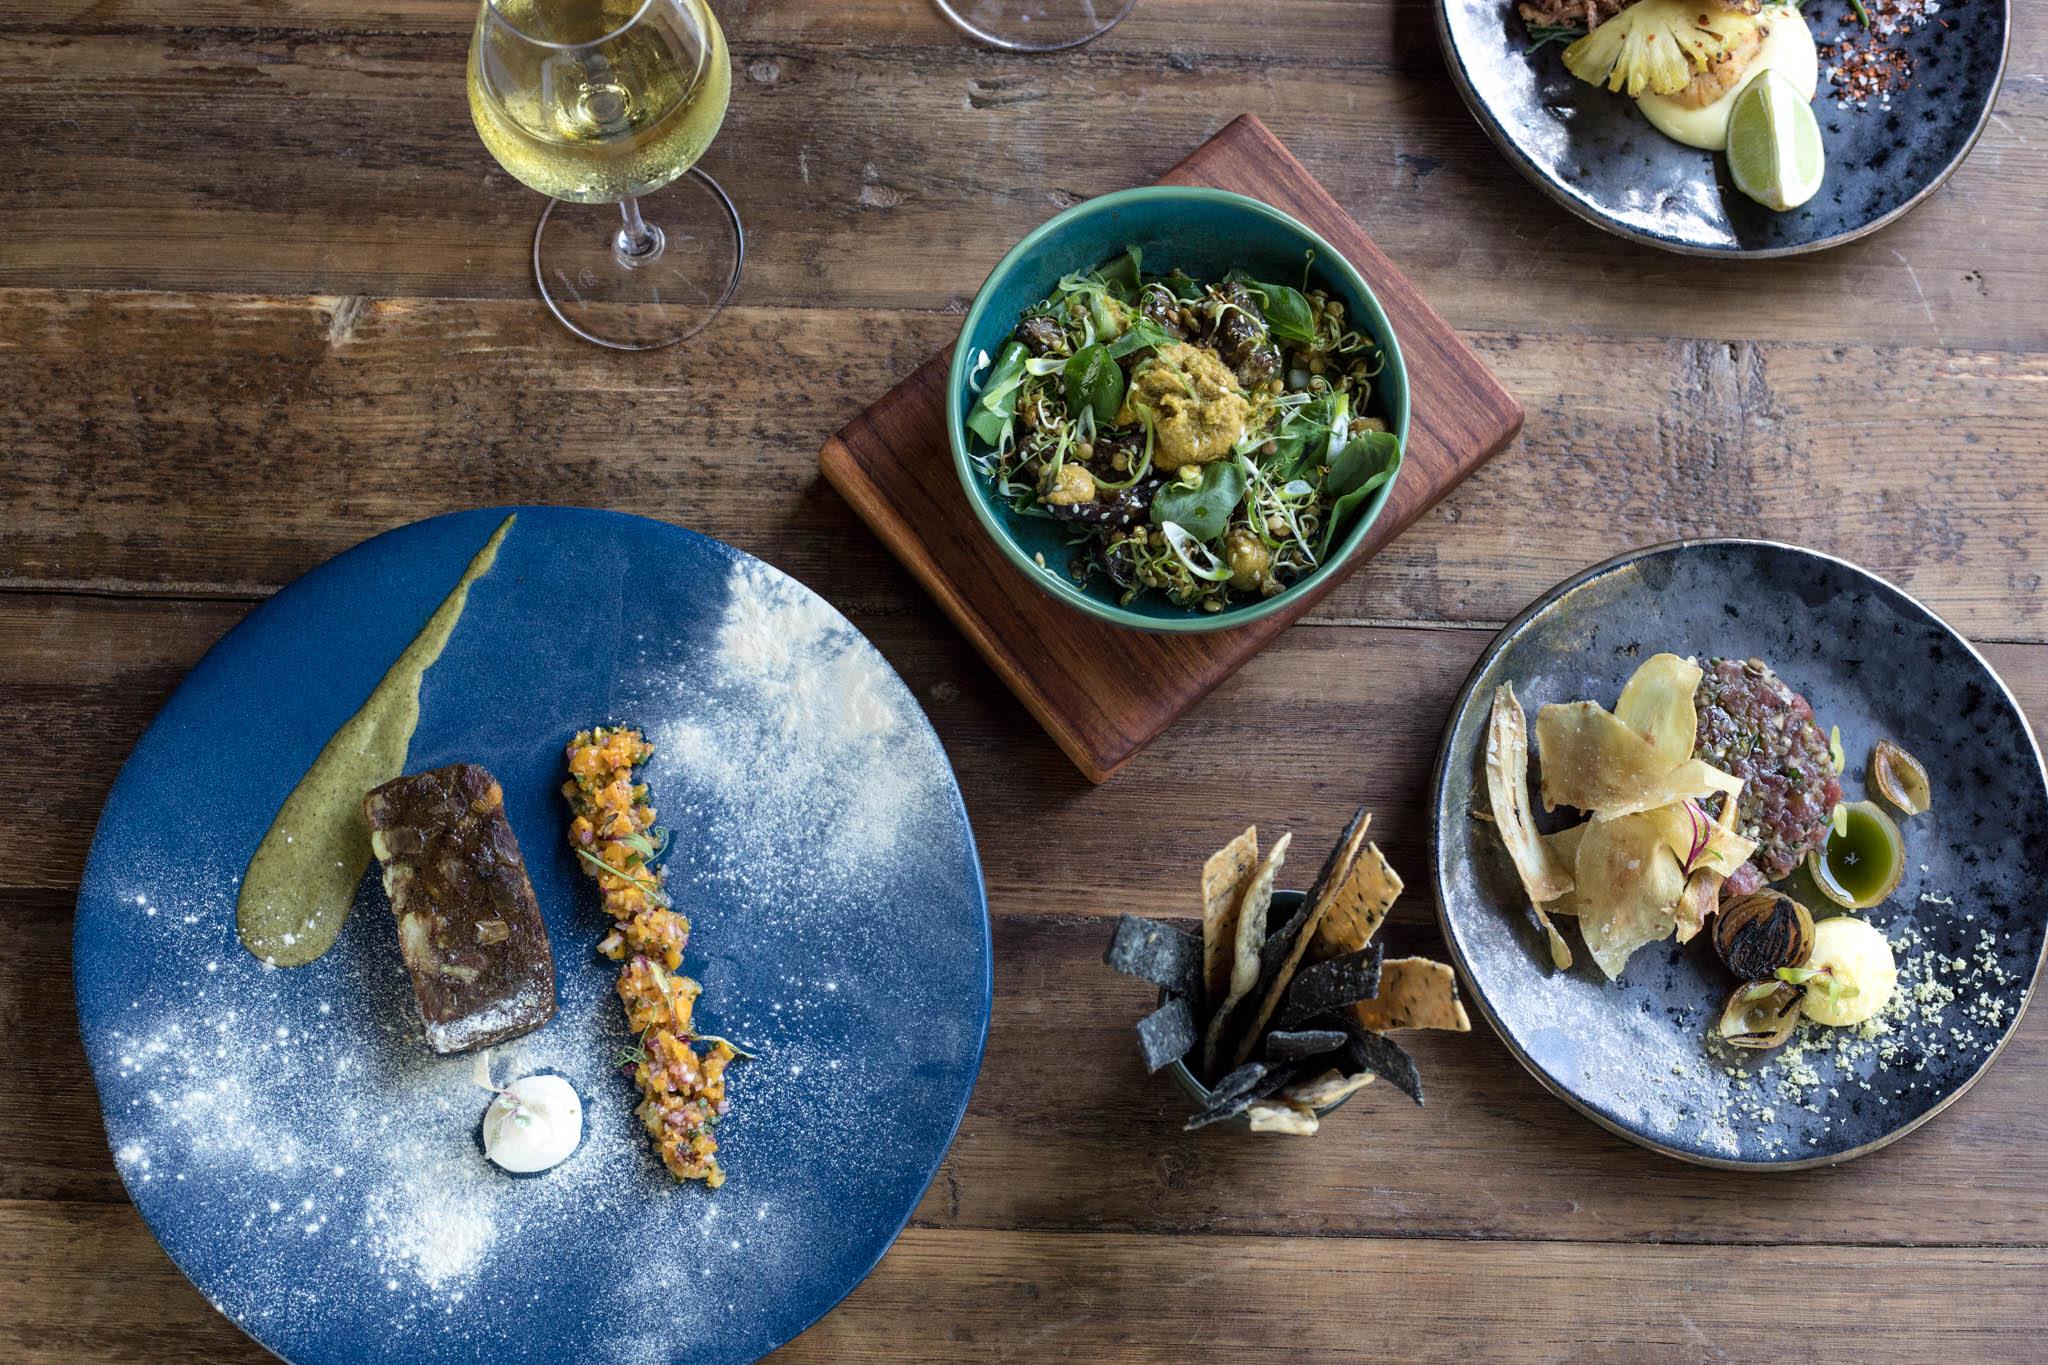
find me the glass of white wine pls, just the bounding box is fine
[470,0,740,350]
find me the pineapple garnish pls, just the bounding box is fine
[1563,0,1763,98]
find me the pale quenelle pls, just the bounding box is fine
[480,1073,584,1175]
[1801,916,1899,1027]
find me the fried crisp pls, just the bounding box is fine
[1485,683,1574,970]
[1135,997,1199,1073]
[1228,811,1371,1068]
[1246,1101,1320,1135]
[1282,1068,1375,1110]
[1200,826,1259,1006]
[1278,945,1384,1028]
[1307,838,1405,962]
[1535,700,1741,819]
[1199,832,1291,1077]
[1350,958,1472,1034]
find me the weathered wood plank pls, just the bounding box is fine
[20,881,2048,1243]
[6,291,2048,639]
[5,1201,2046,1363]
[0,29,2040,347]
[6,591,2048,896]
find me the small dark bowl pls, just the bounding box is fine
[1163,890,1364,1131]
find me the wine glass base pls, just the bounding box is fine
[532,168,744,352]
[932,0,1139,51]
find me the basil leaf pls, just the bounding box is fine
[1099,245,1143,303]
[1266,394,1338,481]
[1319,432,1402,557]
[1105,317,1176,360]
[1325,429,1401,497]
[1159,269,1204,302]
[1063,344,1125,425]
[1149,460,1247,541]
[1250,280,1316,346]
[966,341,1029,446]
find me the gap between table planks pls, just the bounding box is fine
[820,114,1523,783]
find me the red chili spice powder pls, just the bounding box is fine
[1821,0,1944,110]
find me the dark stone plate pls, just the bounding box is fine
[1436,0,2010,255]
[1432,541,2047,1167]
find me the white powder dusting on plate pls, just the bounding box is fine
[82,536,988,1365]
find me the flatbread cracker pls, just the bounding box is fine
[1199,831,1290,1077]
[1350,958,1471,1033]
[1200,826,1259,1006]
[1227,811,1372,1069]
[1307,839,1404,962]
[1246,1101,1319,1135]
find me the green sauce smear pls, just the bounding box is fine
[235,514,515,966]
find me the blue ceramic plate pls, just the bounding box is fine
[1434,541,2047,1167]
[1438,0,2010,255]
[74,508,991,1363]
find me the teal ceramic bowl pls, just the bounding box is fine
[946,187,1411,634]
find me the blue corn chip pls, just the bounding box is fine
[1135,997,1199,1073]
[1279,945,1383,1028]
[1104,914,1201,1000]
[1263,1028,1348,1064]
[1342,1025,1423,1105]
[1205,1060,1269,1106]
[1184,1061,1304,1131]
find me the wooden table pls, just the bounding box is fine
[5,1,2045,1359]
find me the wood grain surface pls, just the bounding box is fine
[5,0,2047,1359]
[821,114,1521,781]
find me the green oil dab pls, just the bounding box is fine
[236,514,515,967]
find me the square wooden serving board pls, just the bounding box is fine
[819,114,1523,783]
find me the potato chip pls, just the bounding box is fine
[1572,809,1687,979]
[1536,700,1741,819]
[1200,826,1258,1007]
[1614,652,1704,767]
[1200,832,1290,1076]
[1307,839,1403,962]
[1670,795,1750,942]
[1484,683,1574,969]
[1350,958,1471,1033]
[1246,1101,1320,1135]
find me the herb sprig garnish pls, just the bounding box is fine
[1525,22,1585,52]
[575,845,673,910]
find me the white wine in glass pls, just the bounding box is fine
[469,0,742,350]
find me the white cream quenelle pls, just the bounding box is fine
[478,1070,584,1174]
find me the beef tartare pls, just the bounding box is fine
[1692,657,1840,895]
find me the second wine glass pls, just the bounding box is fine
[469,0,742,350]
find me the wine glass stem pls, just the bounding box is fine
[616,197,663,262]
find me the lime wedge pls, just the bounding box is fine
[1726,69,1825,212]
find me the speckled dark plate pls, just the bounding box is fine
[1437,0,2010,255]
[1433,540,2047,1167]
